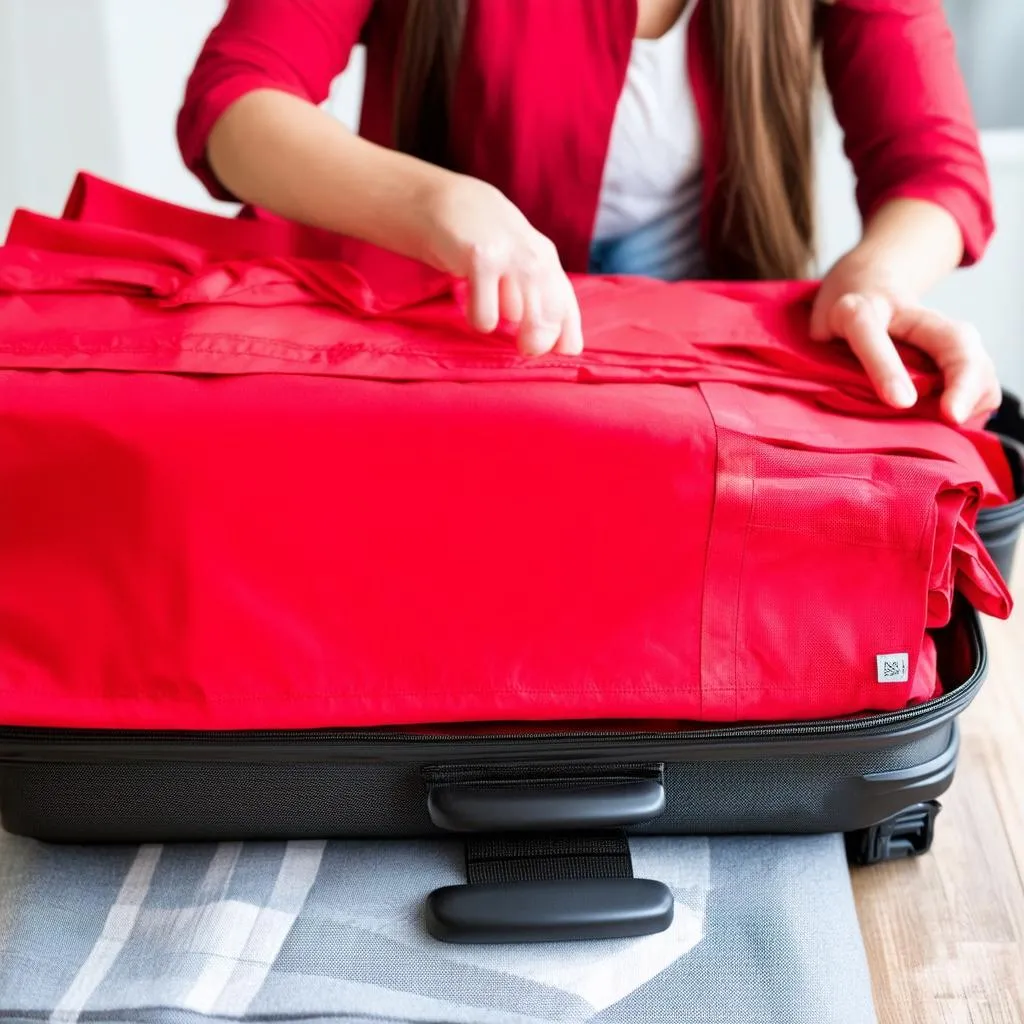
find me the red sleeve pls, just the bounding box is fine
[176,0,374,201]
[820,0,994,265]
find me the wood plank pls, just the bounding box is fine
[854,558,1024,1024]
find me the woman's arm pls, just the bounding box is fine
[813,0,999,423]
[205,89,581,356]
[178,0,581,356]
[205,88,450,261]
[849,198,964,298]
[811,197,964,346]
[811,198,997,422]
[177,0,373,200]
[181,0,439,251]
[818,0,994,267]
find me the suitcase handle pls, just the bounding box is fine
[425,877,674,943]
[426,779,666,832]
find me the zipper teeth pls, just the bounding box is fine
[0,619,985,751]
[0,671,979,748]
[978,504,1024,525]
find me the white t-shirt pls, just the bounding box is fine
[592,2,704,274]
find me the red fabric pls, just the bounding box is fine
[175,0,994,273]
[0,177,1011,732]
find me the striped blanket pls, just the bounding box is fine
[0,831,875,1023]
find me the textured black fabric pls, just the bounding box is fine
[0,723,955,843]
[465,833,633,884]
[423,762,663,789]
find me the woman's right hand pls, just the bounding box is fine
[417,174,584,357]
[205,92,580,355]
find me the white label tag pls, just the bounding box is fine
[876,653,909,684]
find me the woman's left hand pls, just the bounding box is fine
[809,253,1001,425]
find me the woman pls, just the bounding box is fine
[178,0,1000,423]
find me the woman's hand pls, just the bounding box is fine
[206,92,582,358]
[418,174,583,358]
[810,250,1000,425]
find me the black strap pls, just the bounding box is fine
[466,832,633,885]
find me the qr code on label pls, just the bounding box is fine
[876,653,909,684]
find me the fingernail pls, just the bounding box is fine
[520,325,559,357]
[536,324,561,350]
[887,378,917,409]
[949,398,968,424]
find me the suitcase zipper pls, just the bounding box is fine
[0,614,985,756]
[0,645,983,753]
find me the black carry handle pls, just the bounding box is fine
[424,776,672,943]
[427,778,666,832]
[426,877,674,944]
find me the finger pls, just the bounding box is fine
[979,380,1004,420]
[887,305,974,359]
[831,293,917,409]
[553,281,584,356]
[888,309,995,424]
[498,274,524,326]
[538,275,582,357]
[466,248,502,334]
[809,282,833,341]
[940,361,999,425]
[517,284,561,357]
[810,281,890,342]
[943,351,1000,425]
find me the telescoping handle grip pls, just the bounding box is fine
[424,777,672,944]
[426,877,675,944]
[426,778,666,832]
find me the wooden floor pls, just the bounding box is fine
[853,558,1024,1024]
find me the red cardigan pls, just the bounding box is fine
[177,0,994,275]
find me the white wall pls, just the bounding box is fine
[923,134,1024,398]
[1,1,1020,395]
[96,0,365,213]
[0,0,120,221]
[98,0,228,214]
[0,0,365,221]
[943,0,1024,131]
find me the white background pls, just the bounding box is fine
[1,0,1021,394]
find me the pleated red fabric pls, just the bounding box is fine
[0,176,1011,730]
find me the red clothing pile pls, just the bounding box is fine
[0,176,1011,731]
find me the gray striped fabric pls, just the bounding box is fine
[0,830,875,1023]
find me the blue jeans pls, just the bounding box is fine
[588,210,705,282]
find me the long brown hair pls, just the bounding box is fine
[395,0,818,280]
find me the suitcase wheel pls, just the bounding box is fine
[845,800,941,866]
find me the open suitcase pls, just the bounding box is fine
[0,178,1021,943]
[0,604,992,941]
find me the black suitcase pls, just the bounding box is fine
[0,602,990,942]
[979,389,1024,580]
[0,395,1020,943]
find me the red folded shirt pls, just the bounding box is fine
[0,175,1011,731]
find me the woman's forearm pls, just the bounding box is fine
[206,88,455,263]
[846,198,965,300]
